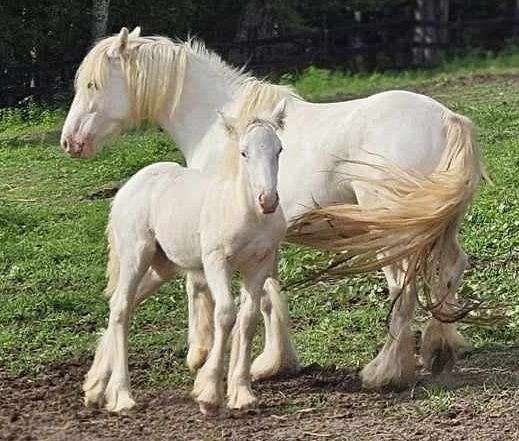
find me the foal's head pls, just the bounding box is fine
[219,99,286,214]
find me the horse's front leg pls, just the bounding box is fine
[192,253,235,416]
[251,255,300,381]
[227,257,273,410]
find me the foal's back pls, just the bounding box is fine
[111,161,211,270]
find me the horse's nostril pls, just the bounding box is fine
[62,139,69,151]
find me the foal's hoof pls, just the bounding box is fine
[83,377,108,407]
[186,346,209,373]
[104,385,136,413]
[227,386,257,411]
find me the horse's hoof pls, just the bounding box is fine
[429,347,456,376]
[198,401,221,416]
[251,353,301,381]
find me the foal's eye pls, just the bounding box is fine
[240,151,247,158]
[87,81,97,90]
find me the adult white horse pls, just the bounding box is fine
[85,105,287,414]
[61,28,483,389]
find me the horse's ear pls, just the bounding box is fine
[270,98,287,130]
[129,26,141,38]
[217,110,238,139]
[108,27,130,58]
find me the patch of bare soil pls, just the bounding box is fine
[1,347,518,441]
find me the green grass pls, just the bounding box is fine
[282,48,519,101]
[1,55,518,386]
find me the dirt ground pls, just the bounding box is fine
[1,347,518,441]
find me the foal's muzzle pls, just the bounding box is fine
[259,191,279,214]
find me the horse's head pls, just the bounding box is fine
[219,99,286,214]
[61,27,142,158]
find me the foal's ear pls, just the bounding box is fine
[129,26,141,38]
[108,27,130,58]
[270,98,287,130]
[217,111,238,139]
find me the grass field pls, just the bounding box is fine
[1,54,518,439]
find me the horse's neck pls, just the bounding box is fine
[158,52,235,168]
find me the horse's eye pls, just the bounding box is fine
[240,151,247,158]
[87,82,97,90]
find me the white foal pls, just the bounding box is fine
[84,102,287,414]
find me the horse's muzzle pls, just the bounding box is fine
[61,136,95,158]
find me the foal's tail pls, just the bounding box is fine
[287,111,485,303]
[104,223,120,298]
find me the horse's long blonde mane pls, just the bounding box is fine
[75,35,187,122]
[75,34,300,124]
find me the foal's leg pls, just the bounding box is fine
[361,262,417,389]
[84,237,154,412]
[227,259,272,410]
[192,253,235,415]
[251,255,300,381]
[186,271,214,372]
[133,252,177,306]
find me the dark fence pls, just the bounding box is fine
[1,17,518,107]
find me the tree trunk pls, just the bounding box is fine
[233,0,275,67]
[438,0,449,45]
[235,0,276,42]
[91,0,110,41]
[514,0,519,40]
[413,0,439,65]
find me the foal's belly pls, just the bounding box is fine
[151,171,209,271]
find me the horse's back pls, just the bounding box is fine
[347,90,450,174]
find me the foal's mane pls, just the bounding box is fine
[75,34,300,124]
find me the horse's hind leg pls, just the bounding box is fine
[361,262,417,389]
[186,271,214,372]
[352,182,417,389]
[84,232,155,412]
[421,238,470,375]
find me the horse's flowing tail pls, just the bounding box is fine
[104,223,120,298]
[287,111,486,320]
